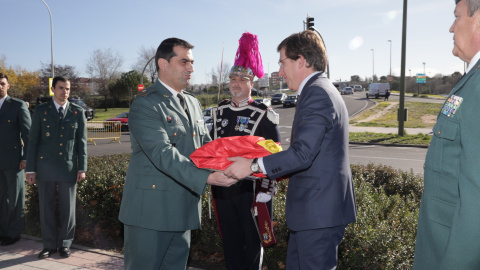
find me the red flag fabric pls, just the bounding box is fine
[190,136,274,178]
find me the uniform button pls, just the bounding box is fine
[59,152,63,155]
[60,135,63,137]
[174,133,177,136]
[60,143,63,146]
[47,125,50,128]
[152,185,156,189]
[14,146,17,149]
[62,127,65,130]
[40,156,44,159]
[193,132,196,137]
[8,120,10,122]
[437,130,441,136]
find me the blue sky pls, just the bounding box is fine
[2,0,463,85]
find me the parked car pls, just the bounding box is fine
[283,95,298,107]
[353,85,362,92]
[271,93,287,105]
[255,98,271,107]
[341,87,353,95]
[105,112,129,131]
[203,107,213,132]
[36,96,95,121]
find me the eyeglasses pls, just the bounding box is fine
[278,57,289,68]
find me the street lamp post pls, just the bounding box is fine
[40,0,54,78]
[388,40,392,77]
[423,62,426,74]
[371,49,375,82]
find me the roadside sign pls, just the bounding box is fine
[137,84,145,91]
[388,76,394,82]
[416,73,426,84]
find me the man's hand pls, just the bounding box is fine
[224,157,254,180]
[26,173,36,185]
[207,171,238,187]
[19,160,26,170]
[77,172,86,183]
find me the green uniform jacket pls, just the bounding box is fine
[119,80,212,232]
[26,101,87,181]
[414,59,480,269]
[0,96,31,170]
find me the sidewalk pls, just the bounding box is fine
[349,125,433,135]
[0,235,204,270]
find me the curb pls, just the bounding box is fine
[349,141,429,148]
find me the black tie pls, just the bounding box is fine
[58,106,64,121]
[177,93,190,120]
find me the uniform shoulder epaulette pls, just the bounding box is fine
[266,108,279,125]
[183,91,195,97]
[251,99,268,110]
[137,89,149,97]
[69,102,82,109]
[10,97,25,104]
[219,99,230,106]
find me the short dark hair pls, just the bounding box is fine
[155,38,194,72]
[460,0,480,16]
[277,30,328,72]
[0,73,8,82]
[52,76,69,88]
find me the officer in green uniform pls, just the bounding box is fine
[118,38,237,270]
[414,0,480,269]
[26,76,87,260]
[0,73,31,246]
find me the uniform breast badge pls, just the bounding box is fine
[221,119,229,127]
[235,116,249,131]
[441,95,463,117]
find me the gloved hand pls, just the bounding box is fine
[256,192,272,203]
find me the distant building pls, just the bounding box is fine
[269,72,284,89]
[256,73,269,89]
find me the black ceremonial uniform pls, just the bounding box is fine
[210,98,281,270]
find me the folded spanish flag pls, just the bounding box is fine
[190,135,282,178]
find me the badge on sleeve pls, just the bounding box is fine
[441,95,463,117]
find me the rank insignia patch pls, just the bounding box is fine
[221,119,229,127]
[441,95,463,117]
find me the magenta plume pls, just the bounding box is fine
[233,32,264,79]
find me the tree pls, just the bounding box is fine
[86,48,124,111]
[0,55,40,101]
[39,63,89,97]
[132,46,156,84]
[211,62,231,98]
[109,70,151,106]
[350,75,360,82]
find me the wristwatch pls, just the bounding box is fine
[250,158,260,173]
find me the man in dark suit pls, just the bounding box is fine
[118,38,237,270]
[0,73,31,246]
[26,76,87,259]
[225,31,357,269]
[413,0,480,268]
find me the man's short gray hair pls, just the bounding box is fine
[458,0,480,16]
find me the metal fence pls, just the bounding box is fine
[86,121,122,145]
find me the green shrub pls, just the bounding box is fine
[25,155,424,269]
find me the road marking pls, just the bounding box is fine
[350,155,424,162]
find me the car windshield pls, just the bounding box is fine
[117,113,128,118]
[70,99,86,106]
[286,96,296,100]
[273,93,283,97]
[203,109,211,117]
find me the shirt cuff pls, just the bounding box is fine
[258,157,267,176]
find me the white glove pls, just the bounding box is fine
[256,192,272,203]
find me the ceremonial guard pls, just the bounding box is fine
[210,32,281,270]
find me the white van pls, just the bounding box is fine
[366,83,390,99]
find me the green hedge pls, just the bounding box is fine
[25,154,423,269]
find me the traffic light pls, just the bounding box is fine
[307,17,314,30]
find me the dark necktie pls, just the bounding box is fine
[177,93,190,120]
[58,106,64,121]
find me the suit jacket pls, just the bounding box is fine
[118,80,212,232]
[414,59,480,269]
[26,100,87,182]
[0,96,31,170]
[263,72,357,231]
